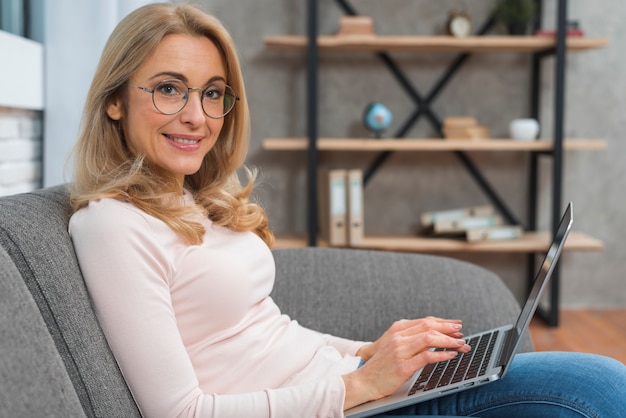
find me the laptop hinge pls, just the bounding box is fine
[496,329,517,368]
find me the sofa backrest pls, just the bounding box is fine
[0,244,86,417]
[0,186,141,418]
[272,247,534,353]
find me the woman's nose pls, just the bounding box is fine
[180,89,206,124]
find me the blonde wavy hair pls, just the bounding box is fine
[69,3,273,247]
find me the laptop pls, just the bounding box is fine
[345,202,574,418]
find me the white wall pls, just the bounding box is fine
[0,31,43,109]
[43,0,160,187]
[0,31,44,195]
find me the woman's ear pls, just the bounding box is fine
[106,97,123,121]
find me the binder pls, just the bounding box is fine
[466,225,524,242]
[420,205,495,227]
[347,169,364,245]
[318,169,348,246]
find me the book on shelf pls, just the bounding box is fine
[318,169,348,246]
[347,169,364,245]
[419,205,523,242]
[442,116,490,140]
[420,205,495,227]
[466,225,524,242]
[431,215,504,235]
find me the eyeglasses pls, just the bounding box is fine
[128,79,238,119]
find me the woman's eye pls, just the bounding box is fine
[157,82,182,96]
[204,85,225,100]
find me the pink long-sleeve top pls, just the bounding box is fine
[69,192,365,418]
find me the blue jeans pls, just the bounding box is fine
[376,352,626,417]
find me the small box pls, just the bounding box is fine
[443,116,478,128]
[443,125,490,140]
[338,16,375,36]
[442,116,489,140]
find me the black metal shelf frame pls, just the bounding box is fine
[305,0,569,326]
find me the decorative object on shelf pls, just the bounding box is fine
[337,15,374,36]
[442,116,490,140]
[535,20,585,38]
[446,10,472,38]
[509,118,540,141]
[494,0,536,36]
[362,102,393,138]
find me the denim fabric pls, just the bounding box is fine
[378,352,626,417]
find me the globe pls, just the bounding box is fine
[363,102,393,138]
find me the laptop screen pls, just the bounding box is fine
[497,203,573,375]
[514,203,573,336]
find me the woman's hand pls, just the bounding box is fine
[343,317,471,410]
[355,317,465,362]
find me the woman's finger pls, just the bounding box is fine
[396,317,464,339]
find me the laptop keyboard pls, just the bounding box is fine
[408,330,499,395]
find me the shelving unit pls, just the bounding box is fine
[263,0,608,326]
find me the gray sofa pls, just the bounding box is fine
[0,186,532,417]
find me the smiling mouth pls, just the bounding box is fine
[165,135,201,145]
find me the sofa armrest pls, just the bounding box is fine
[0,245,86,417]
[0,186,141,417]
[271,247,533,353]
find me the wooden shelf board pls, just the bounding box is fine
[272,231,604,253]
[264,35,609,53]
[354,232,603,253]
[263,138,606,152]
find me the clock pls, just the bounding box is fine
[446,10,472,38]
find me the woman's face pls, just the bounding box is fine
[107,34,228,187]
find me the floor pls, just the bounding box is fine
[528,309,626,364]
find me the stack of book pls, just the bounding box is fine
[318,168,364,247]
[442,116,490,140]
[420,205,523,242]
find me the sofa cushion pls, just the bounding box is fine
[0,245,86,417]
[0,186,140,418]
[271,247,533,353]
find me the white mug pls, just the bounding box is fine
[509,118,540,141]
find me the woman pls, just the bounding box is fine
[69,3,626,417]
